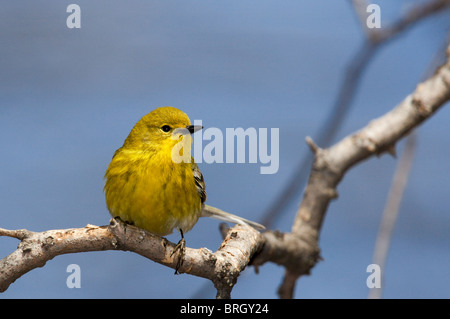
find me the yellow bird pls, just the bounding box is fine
[104,106,264,271]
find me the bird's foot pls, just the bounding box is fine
[171,237,186,275]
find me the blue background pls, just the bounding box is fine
[1,1,449,298]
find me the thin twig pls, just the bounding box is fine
[368,32,450,299]
[368,133,416,299]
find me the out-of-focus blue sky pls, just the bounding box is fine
[1,1,449,298]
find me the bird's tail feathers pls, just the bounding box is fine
[201,204,265,231]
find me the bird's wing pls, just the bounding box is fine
[192,161,206,204]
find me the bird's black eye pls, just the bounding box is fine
[161,125,171,132]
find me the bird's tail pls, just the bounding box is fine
[201,204,265,231]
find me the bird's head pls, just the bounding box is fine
[123,107,202,161]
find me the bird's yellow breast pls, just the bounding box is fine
[104,146,202,236]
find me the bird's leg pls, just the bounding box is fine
[171,228,185,275]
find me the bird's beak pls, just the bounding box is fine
[186,125,203,134]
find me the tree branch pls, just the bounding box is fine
[266,44,450,298]
[0,224,116,293]
[352,0,450,45]
[0,219,263,298]
[368,133,416,299]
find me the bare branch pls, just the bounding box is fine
[368,133,416,299]
[350,0,372,38]
[272,45,450,298]
[370,0,450,45]
[0,219,263,298]
[351,0,450,44]
[0,225,116,293]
